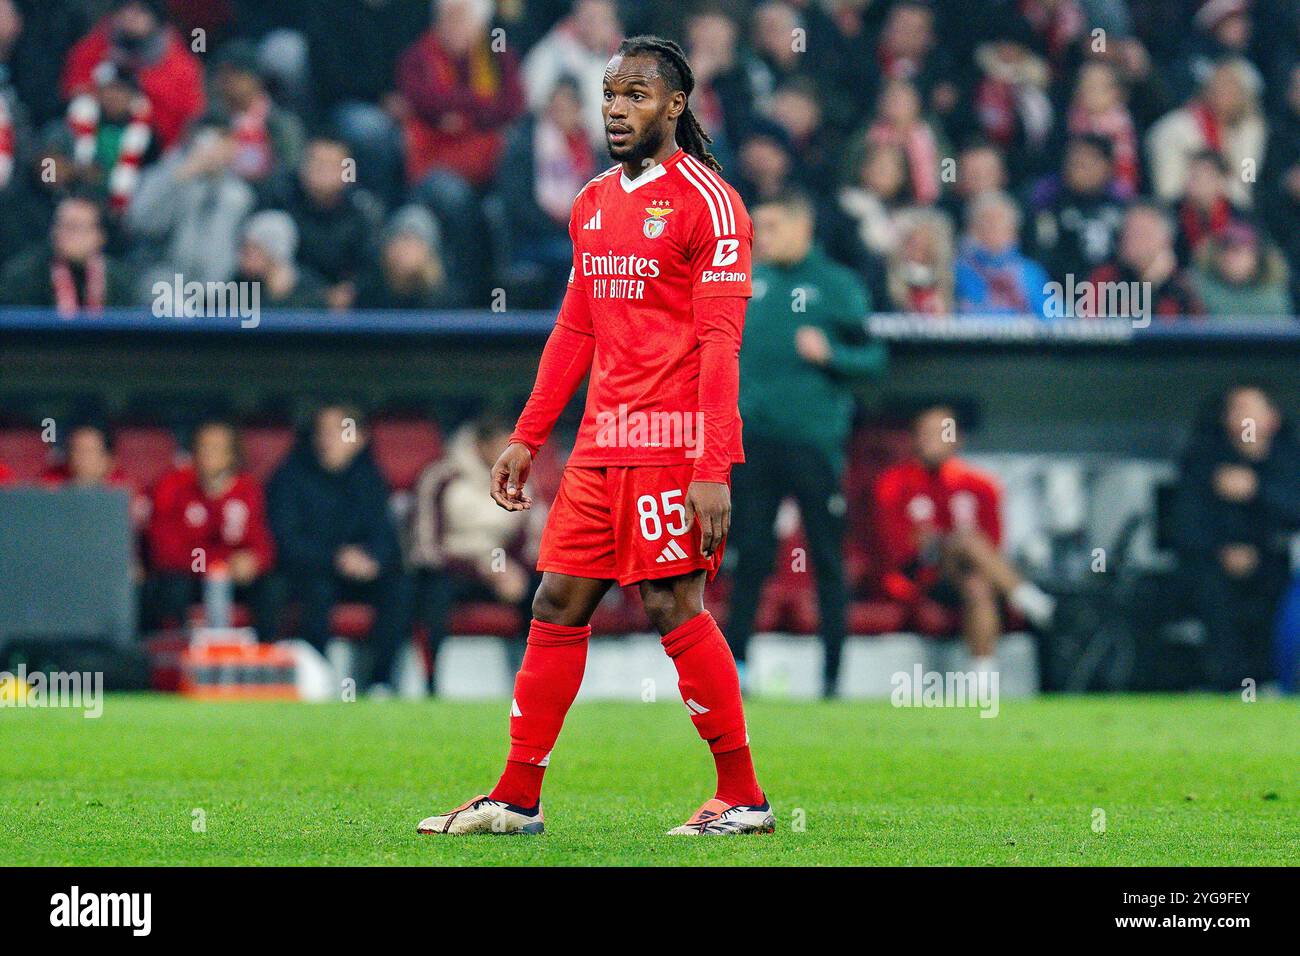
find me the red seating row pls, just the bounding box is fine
[15,415,997,640]
[0,416,444,492]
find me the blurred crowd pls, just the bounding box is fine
[1,0,1300,318]
[2,383,1296,693]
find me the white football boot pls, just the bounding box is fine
[417,795,544,835]
[667,796,775,835]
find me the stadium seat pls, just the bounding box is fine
[330,603,375,640]
[848,600,910,635]
[449,602,522,637]
[240,424,296,482]
[913,599,959,637]
[0,427,50,481]
[113,426,180,491]
[370,417,442,491]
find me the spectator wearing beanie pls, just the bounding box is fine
[234,209,326,309]
[354,205,463,309]
[1189,221,1293,320]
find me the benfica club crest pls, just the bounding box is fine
[643,201,673,239]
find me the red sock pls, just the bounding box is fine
[488,619,589,808]
[661,611,763,806]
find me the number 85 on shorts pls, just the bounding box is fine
[536,463,728,587]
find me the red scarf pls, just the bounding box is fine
[1068,102,1139,196]
[1191,100,1223,153]
[67,86,153,213]
[0,95,13,189]
[867,122,941,205]
[230,92,273,181]
[877,46,922,81]
[51,256,107,317]
[1179,196,1232,254]
[906,284,945,314]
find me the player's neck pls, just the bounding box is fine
[620,141,681,181]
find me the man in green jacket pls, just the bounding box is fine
[729,189,887,696]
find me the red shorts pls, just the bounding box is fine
[537,464,727,586]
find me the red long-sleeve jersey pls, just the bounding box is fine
[510,148,752,483]
[873,457,1003,602]
[147,466,275,574]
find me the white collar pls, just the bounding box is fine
[619,161,668,193]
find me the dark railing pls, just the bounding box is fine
[2,307,1299,343]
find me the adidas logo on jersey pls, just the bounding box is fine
[582,210,602,230]
[655,539,690,563]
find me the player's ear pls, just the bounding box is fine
[667,90,686,120]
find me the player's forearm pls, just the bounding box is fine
[509,319,594,456]
[692,296,746,482]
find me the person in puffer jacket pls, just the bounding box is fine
[266,404,410,692]
[408,412,542,690]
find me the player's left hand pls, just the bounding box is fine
[684,481,730,558]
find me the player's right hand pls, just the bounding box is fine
[490,442,534,512]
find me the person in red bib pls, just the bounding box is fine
[418,35,771,838]
[875,405,1056,671]
[145,420,276,640]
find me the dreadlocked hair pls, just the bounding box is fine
[616,34,723,173]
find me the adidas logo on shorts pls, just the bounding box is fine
[655,539,690,563]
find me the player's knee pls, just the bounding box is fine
[640,585,699,636]
[531,582,580,626]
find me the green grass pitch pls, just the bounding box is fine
[4,694,1296,865]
